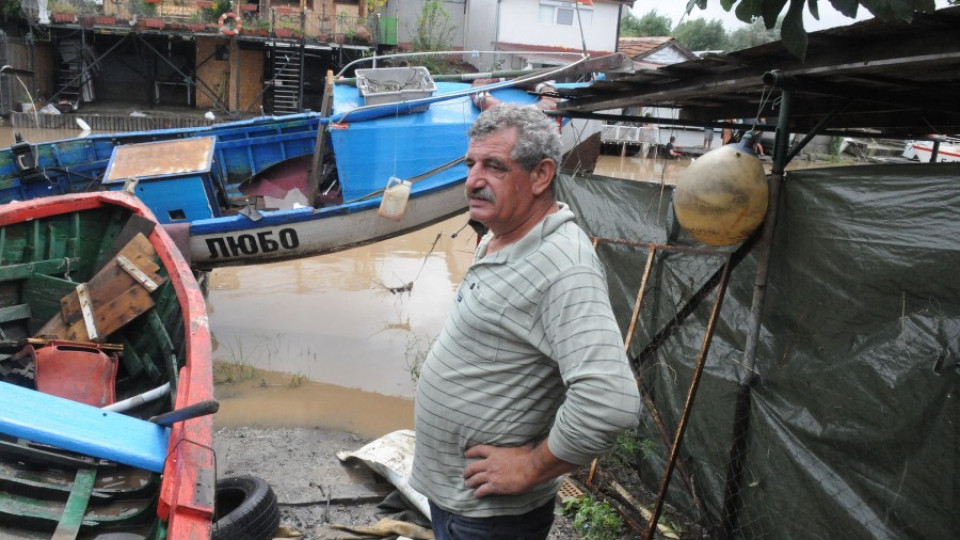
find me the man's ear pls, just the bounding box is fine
[530,158,557,196]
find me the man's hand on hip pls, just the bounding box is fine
[463,440,577,498]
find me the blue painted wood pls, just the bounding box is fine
[0,382,169,473]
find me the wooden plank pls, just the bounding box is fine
[22,274,80,332]
[0,381,169,472]
[0,304,30,324]
[37,234,166,341]
[51,466,97,540]
[0,258,76,282]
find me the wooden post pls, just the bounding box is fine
[306,70,336,206]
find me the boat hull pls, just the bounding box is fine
[0,192,214,539]
[188,177,469,268]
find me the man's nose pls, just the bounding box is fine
[465,167,484,189]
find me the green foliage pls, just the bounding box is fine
[211,0,231,19]
[411,0,456,52]
[366,0,387,14]
[129,0,157,17]
[0,0,22,20]
[48,0,80,15]
[726,16,781,50]
[563,495,624,540]
[672,17,728,50]
[409,0,457,74]
[620,9,672,36]
[685,0,938,59]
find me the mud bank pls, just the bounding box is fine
[212,427,595,539]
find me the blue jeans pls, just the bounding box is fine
[429,499,555,540]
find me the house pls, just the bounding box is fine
[462,0,634,70]
[9,0,395,120]
[617,36,697,69]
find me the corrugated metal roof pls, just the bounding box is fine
[556,6,960,138]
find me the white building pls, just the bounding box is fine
[384,0,634,70]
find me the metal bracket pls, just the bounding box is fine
[116,255,159,292]
[121,176,139,194]
[75,283,98,341]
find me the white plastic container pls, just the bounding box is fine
[378,177,412,221]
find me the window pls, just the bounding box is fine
[538,1,592,27]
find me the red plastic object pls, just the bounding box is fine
[32,341,118,407]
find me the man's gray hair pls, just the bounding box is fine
[468,103,562,173]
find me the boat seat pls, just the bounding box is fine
[0,380,168,472]
[22,341,119,407]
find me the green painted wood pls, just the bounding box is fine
[22,273,78,329]
[51,466,96,540]
[0,258,77,282]
[0,304,30,324]
[119,334,145,379]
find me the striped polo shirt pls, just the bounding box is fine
[411,203,642,518]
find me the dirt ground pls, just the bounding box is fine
[213,427,588,540]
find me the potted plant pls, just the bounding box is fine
[48,0,79,23]
[95,14,117,25]
[274,19,300,38]
[196,0,213,7]
[185,13,207,31]
[142,17,165,28]
[241,3,258,12]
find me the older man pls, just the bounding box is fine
[411,103,642,539]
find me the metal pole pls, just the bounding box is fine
[646,254,734,539]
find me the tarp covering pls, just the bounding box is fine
[556,163,959,539]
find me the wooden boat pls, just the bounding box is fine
[0,191,216,538]
[0,52,611,269]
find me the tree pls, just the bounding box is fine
[685,0,937,60]
[672,18,728,51]
[727,16,781,51]
[621,10,672,37]
[0,0,21,20]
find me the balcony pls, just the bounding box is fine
[19,0,397,47]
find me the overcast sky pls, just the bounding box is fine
[630,0,953,32]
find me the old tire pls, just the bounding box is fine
[211,475,279,540]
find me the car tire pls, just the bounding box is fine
[211,475,280,540]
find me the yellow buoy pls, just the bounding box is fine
[673,142,769,246]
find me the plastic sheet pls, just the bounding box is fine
[556,163,960,538]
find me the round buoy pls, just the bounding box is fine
[673,142,768,246]
[218,12,241,35]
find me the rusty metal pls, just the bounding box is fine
[623,245,656,350]
[645,253,733,539]
[594,236,717,529]
[105,137,216,181]
[592,236,730,257]
[75,283,98,341]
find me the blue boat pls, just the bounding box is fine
[0,53,606,269]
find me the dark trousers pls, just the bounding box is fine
[429,499,556,540]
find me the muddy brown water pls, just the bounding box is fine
[1,125,834,439]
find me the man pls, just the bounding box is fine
[411,103,642,539]
[703,126,715,151]
[665,135,682,158]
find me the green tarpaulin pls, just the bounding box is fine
[557,162,959,539]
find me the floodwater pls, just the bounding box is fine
[0,124,830,439]
[207,215,478,437]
